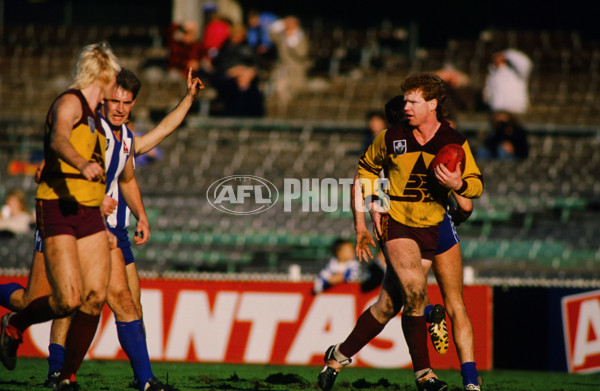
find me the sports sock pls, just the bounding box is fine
[461,361,479,386]
[116,319,154,391]
[0,282,24,311]
[338,308,385,358]
[9,296,56,333]
[401,314,430,372]
[47,343,66,375]
[58,310,100,384]
[424,304,434,323]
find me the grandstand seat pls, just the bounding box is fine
[3,23,600,281]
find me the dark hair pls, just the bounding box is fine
[401,72,449,121]
[116,68,142,99]
[331,238,351,256]
[384,95,406,126]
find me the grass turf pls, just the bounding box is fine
[0,358,599,390]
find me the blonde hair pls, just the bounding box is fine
[70,41,121,90]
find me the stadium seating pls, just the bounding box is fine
[1,23,599,281]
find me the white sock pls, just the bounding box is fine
[414,368,432,380]
[333,345,351,365]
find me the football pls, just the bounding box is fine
[430,143,466,173]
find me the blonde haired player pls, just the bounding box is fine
[0,42,120,390]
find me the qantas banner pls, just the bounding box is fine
[562,289,600,373]
[0,276,492,369]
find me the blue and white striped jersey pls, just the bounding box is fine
[101,113,134,230]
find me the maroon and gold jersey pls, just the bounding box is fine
[36,89,106,207]
[358,119,483,228]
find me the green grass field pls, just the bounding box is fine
[1,358,599,391]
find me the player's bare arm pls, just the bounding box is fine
[449,191,473,226]
[134,67,204,155]
[51,94,103,180]
[118,153,150,244]
[351,173,375,262]
[453,191,472,212]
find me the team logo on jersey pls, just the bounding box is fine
[397,154,435,203]
[105,138,111,150]
[87,116,96,134]
[393,139,407,156]
[123,139,130,154]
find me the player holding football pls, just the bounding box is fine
[318,73,483,391]
[0,67,203,391]
[350,94,482,391]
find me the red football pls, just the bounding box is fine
[430,143,466,173]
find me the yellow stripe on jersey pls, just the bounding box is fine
[358,121,483,228]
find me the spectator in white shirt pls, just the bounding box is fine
[484,48,532,115]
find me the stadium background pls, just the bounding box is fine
[1,0,600,376]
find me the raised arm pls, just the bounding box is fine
[134,68,204,155]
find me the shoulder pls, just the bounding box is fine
[427,120,468,153]
[55,90,83,109]
[52,91,84,122]
[381,124,412,152]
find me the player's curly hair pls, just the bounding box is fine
[401,72,449,122]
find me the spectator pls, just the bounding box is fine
[211,24,264,117]
[312,239,362,295]
[362,110,386,153]
[0,189,33,236]
[166,20,203,79]
[478,111,530,160]
[200,3,232,66]
[215,0,243,26]
[483,48,532,115]
[269,16,311,104]
[246,9,278,58]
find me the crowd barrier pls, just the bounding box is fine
[0,276,492,370]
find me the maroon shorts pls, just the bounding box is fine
[380,214,439,261]
[36,199,105,239]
